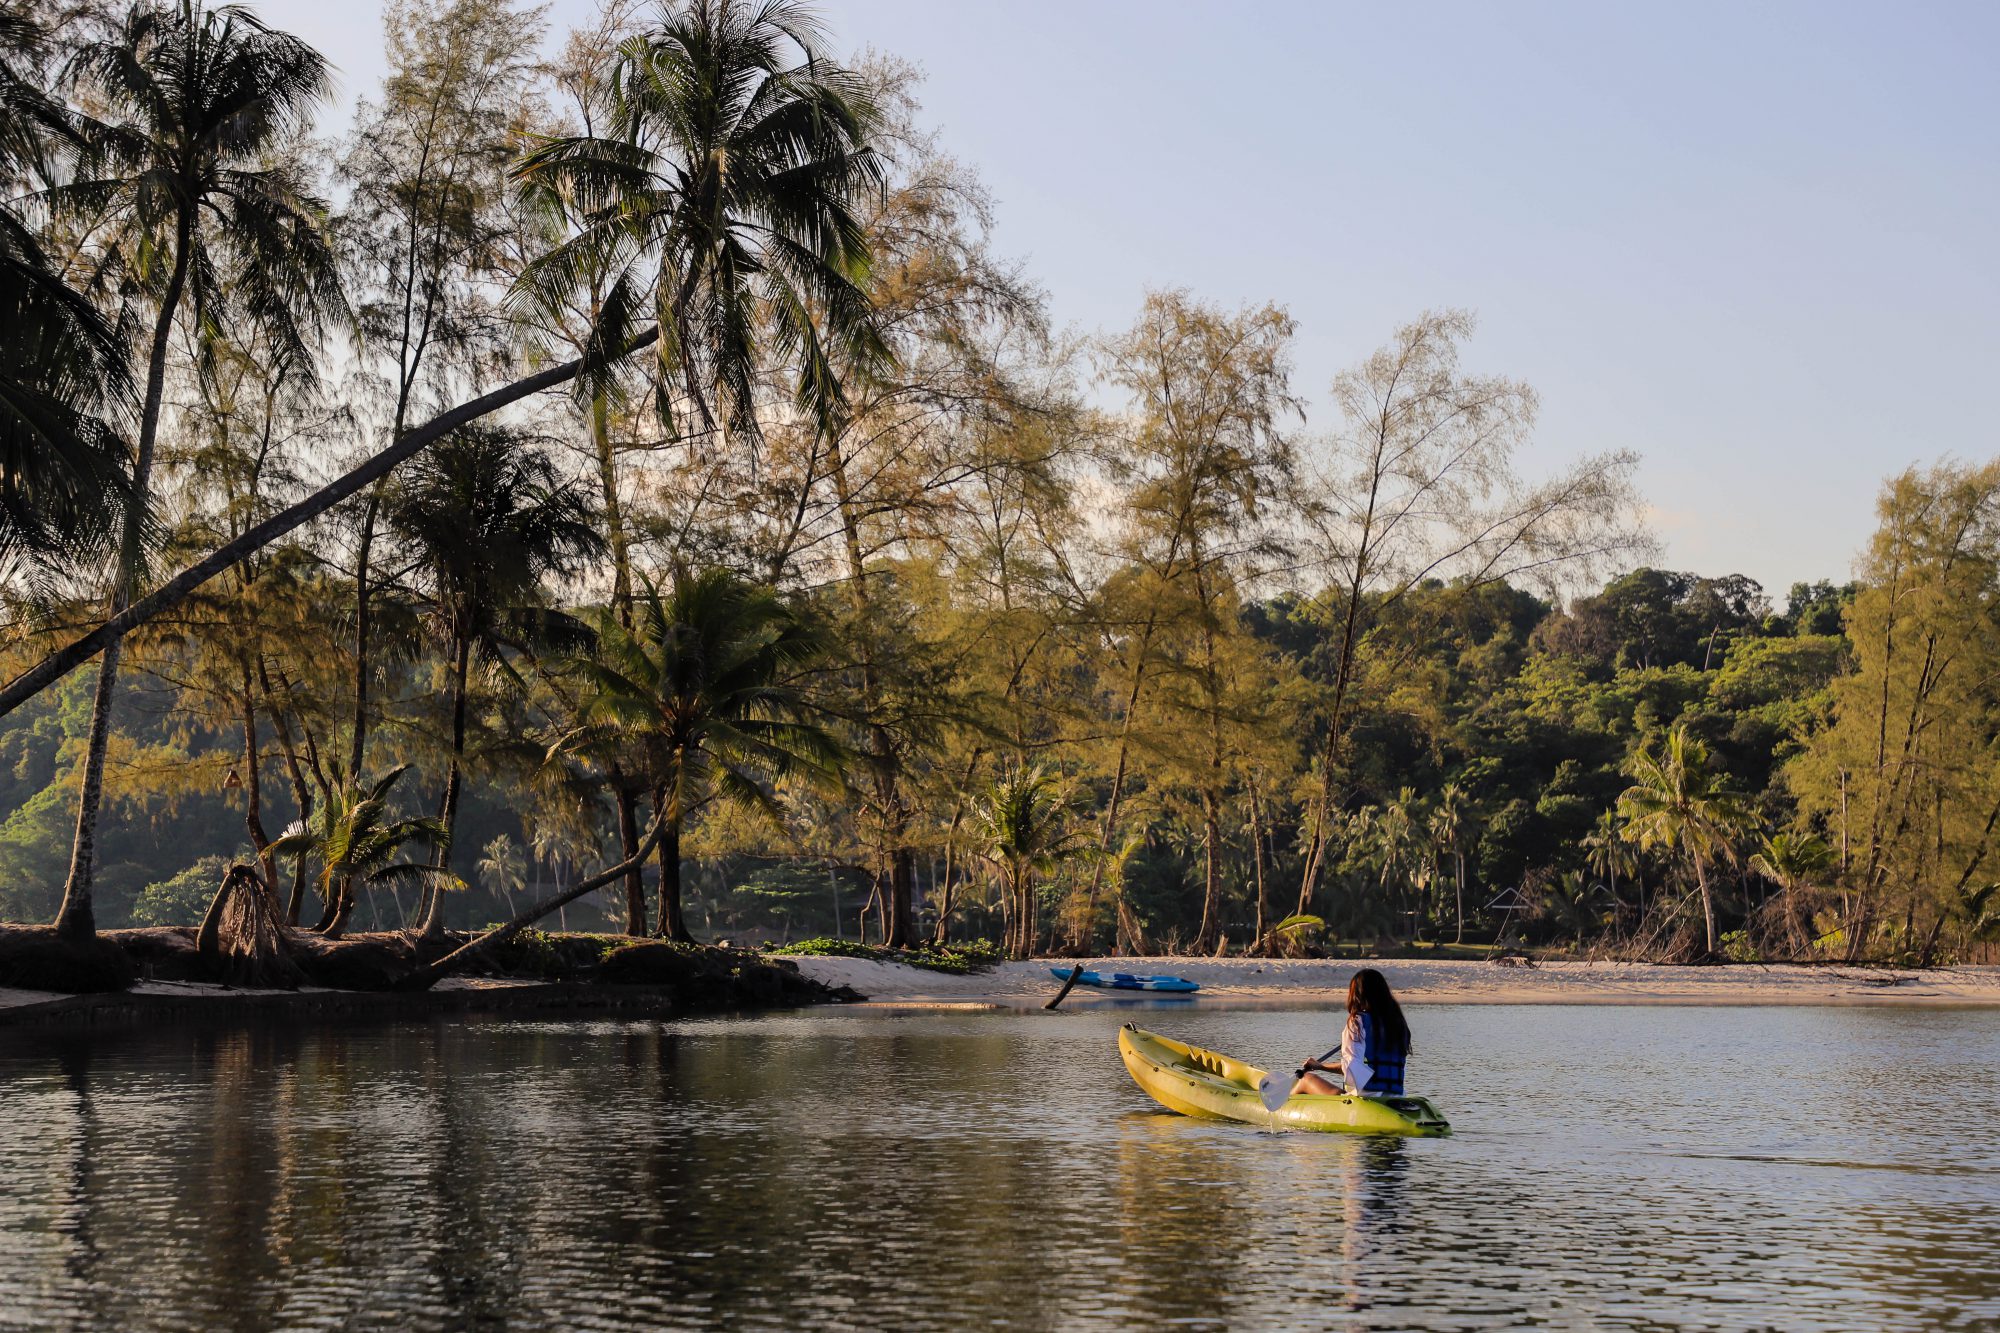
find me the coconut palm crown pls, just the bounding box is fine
[1617,725,1755,958]
[0,10,132,581]
[512,0,889,449]
[563,566,847,940]
[267,765,449,937]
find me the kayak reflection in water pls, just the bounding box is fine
[1292,968,1411,1098]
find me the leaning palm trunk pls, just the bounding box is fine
[425,813,669,985]
[321,875,363,938]
[0,333,661,723]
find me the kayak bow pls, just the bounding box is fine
[1117,1024,1451,1136]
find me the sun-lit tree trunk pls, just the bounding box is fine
[656,813,691,943]
[1295,581,1368,919]
[1454,850,1468,946]
[1192,555,1227,955]
[933,811,966,946]
[1693,855,1718,958]
[239,657,275,892]
[418,628,474,937]
[1005,861,1035,960]
[589,386,648,936]
[348,482,386,782]
[1249,780,1269,950]
[826,434,915,950]
[259,662,317,924]
[1073,617,1157,952]
[616,785,645,935]
[55,214,193,942]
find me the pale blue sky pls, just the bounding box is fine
[272,0,2000,595]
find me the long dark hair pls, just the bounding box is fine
[1347,968,1411,1054]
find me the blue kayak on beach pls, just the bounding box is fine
[1049,967,1200,993]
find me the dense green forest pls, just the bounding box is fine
[4,0,1998,970]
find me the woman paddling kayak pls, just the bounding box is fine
[1293,968,1410,1098]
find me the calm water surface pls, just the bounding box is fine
[1,1003,1997,1331]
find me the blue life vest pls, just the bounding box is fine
[1357,1012,1407,1096]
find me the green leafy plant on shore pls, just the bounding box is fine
[768,936,1000,975]
[484,928,628,979]
[129,857,231,928]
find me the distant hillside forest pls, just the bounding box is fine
[4,0,1997,966]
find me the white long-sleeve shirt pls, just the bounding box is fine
[1319,1014,1372,1095]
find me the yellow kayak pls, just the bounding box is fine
[1118,1024,1451,1136]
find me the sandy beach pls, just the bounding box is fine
[785,955,2000,1008]
[4,956,1998,1026]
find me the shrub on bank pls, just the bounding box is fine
[481,929,626,979]
[597,940,849,1007]
[767,936,1001,975]
[0,918,862,1006]
[0,926,137,993]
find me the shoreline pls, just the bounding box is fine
[783,955,2000,1010]
[5,955,1997,1031]
[0,975,813,1029]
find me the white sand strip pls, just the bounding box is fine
[783,955,2000,1008]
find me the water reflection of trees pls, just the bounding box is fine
[8,1014,1999,1329]
[1106,1122,1416,1326]
[53,1040,110,1329]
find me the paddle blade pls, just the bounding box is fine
[1256,1070,1292,1113]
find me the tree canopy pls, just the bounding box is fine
[0,0,1993,969]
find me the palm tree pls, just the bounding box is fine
[476,834,528,918]
[976,765,1095,960]
[1748,831,1833,956]
[512,0,887,449]
[1430,783,1474,944]
[1541,870,1611,944]
[565,567,846,942]
[1375,790,1419,940]
[0,10,131,582]
[268,766,448,938]
[1582,806,1642,931]
[1950,883,2000,957]
[1618,726,1755,959]
[49,0,344,941]
[0,0,893,728]
[386,425,604,938]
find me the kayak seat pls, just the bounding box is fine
[1178,1050,1227,1079]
